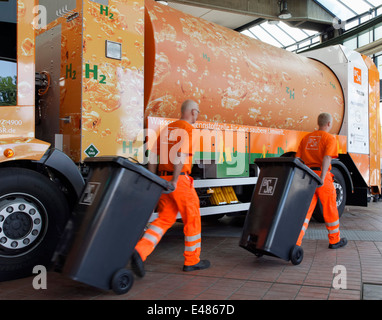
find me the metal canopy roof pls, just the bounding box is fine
[157,0,382,52]
[317,0,381,20]
[241,20,319,51]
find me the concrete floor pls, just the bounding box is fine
[1,201,382,301]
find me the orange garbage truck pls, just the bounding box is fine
[0,0,379,280]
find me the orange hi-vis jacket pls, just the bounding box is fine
[296,130,341,246]
[156,120,194,175]
[296,130,338,171]
[135,120,201,266]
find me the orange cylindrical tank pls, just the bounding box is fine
[144,0,344,133]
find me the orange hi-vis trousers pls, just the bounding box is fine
[296,170,341,246]
[135,174,201,266]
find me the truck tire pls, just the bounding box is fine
[312,167,346,223]
[0,167,70,281]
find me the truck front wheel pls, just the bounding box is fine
[0,168,70,281]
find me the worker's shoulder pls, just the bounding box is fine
[307,130,335,140]
[300,131,335,147]
[169,120,194,131]
[319,131,336,142]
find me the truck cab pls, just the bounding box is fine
[0,0,83,281]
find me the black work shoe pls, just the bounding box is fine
[329,238,348,249]
[131,250,145,278]
[183,260,211,272]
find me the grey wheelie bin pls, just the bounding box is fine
[61,156,173,295]
[239,157,321,265]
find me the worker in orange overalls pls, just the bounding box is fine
[296,112,347,249]
[131,99,210,277]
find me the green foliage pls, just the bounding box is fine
[0,76,17,106]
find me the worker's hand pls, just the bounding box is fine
[169,179,178,190]
[318,176,324,187]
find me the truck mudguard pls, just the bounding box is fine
[35,148,85,199]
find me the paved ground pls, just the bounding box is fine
[1,201,382,301]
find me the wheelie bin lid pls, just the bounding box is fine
[254,157,322,185]
[84,156,173,191]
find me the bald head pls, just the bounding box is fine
[180,99,200,124]
[181,100,198,114]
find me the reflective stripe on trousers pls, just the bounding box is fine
[325,219,340,238]
[184,233,201,252]
[296,171,341,246]
[135,175,201,266]
[141,224,165,248]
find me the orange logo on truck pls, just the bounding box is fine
[354,67,362,85]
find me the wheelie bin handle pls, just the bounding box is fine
[162,182,176,194]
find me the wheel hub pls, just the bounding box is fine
[333,181,344,207]
[3,212,32,239]
[0,200,43,250]
[119,276,129,289]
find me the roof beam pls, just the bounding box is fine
[356,38,382,56]
[164,0,335,27]
[302,13,382,52]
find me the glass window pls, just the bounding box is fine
[315,0,356,20]
[345,19,359,31]
[286,44,297,52]
[0,0,17,106]
[367,0,382,7]
[241,29,259,40]
[239,0,382,54]
[277,22,308,41]
[343,37,358,50]
[260,22,292,47]
[0,61,16,106]
[303,29,318,37]
[375,55,382,80]
[375,25,382,40]
[360,15,373,24]
[359,31,373,47]
[249,25,283,47]
[0,0,16,24]
[298,39,312,49]
[311,36,321,45]
[341,0,371,15]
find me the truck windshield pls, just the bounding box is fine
[0,0,17,106]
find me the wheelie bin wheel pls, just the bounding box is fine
[111,269,134,295]
[290,245,304,265]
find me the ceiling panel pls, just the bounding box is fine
[157,0,382,52]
